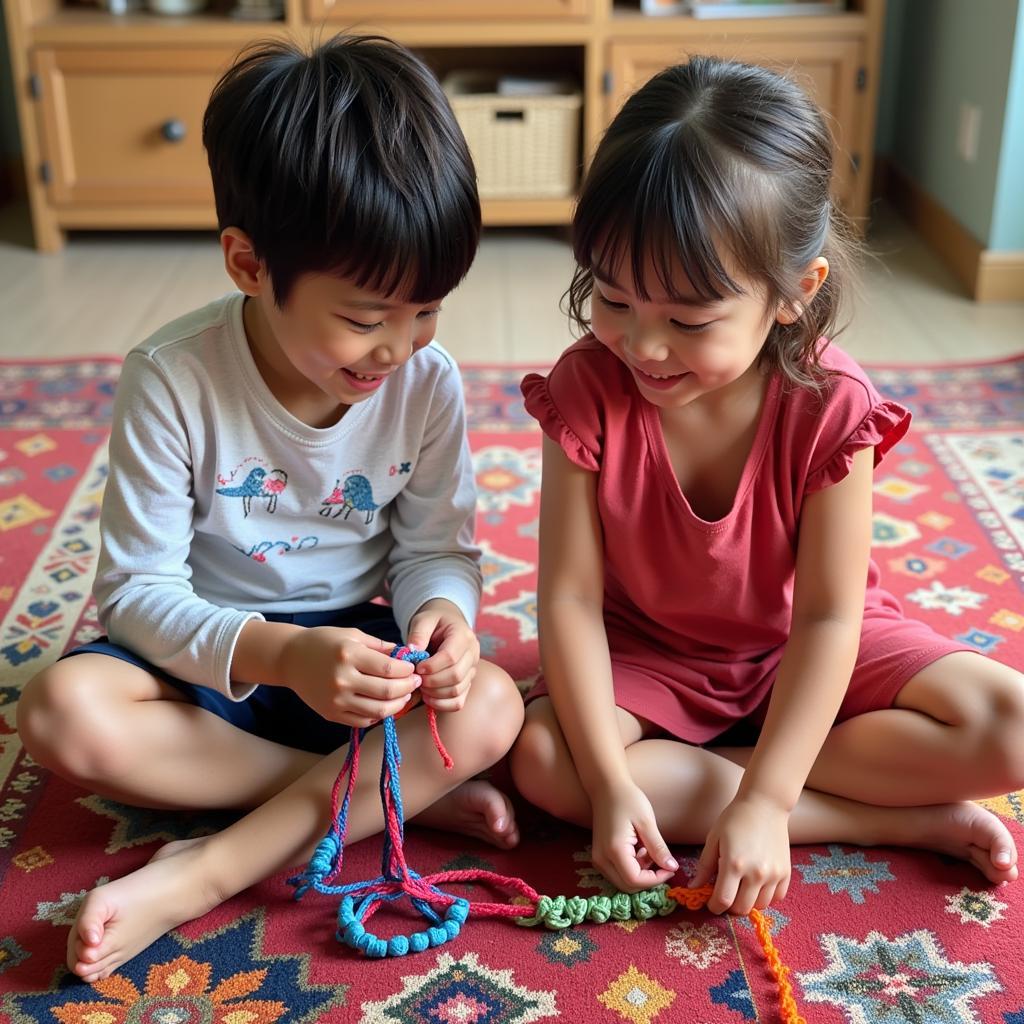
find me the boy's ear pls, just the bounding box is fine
[221,228,264,297]
[776,257,830,325]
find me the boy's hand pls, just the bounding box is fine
[406,598,479,712]
[690,794,792,915]
[591,780,679,893]
[279,626,419,728]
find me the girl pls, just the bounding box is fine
[511,55,1024,917]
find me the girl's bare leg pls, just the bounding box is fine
[719,653,1024,807]
[67,663,523,982]
[512,695,1018,891]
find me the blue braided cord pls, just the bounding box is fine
[379,716,401,880]
[288,724,368,899]
[291,642,465,956]
[338,893,469,958]
[380,721,440,922]
[293,864,448,924]
[378,719,442,923]
[288,833,340,898]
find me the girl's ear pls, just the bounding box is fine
[221,227,265,298]
[776,257,830,325]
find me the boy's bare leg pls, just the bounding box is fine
[67,663,523,982]
[512,697,1018,890]
[19,655,322,809]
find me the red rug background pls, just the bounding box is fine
[1,356,1022,1023]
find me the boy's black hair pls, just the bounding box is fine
[204,35,480,306]
[568,55,862,390]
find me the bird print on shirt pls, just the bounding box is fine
[216,461,288,517]
[320,473,380,524]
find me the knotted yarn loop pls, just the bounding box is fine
[516,884,681,930]
[338,892,470,958]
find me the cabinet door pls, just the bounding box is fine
[307,0,588,20]
[608,38,862,208]
[34,48,231,207]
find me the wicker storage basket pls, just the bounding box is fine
[444,72,582,199]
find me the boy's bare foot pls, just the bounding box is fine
[893,800,1018,884]
[67,837,223,984]
[67,782,518,984]
[413,779,520,849]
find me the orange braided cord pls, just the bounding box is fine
[666,883,714,910]
[667,888,806,1024]
[750,909,806,1024]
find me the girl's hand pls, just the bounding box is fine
[690,794,792,915]
[280,626,419,727]
[406,598,480,713]
[591,781,679,893]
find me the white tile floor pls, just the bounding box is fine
[0,201,1021,365]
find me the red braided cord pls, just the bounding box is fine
[427,706,454,770]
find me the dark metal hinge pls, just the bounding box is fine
[851,153,861,173]
[602,70,612,95]
[29,74,41,100]
[39,161,52,184]
[856,67,867,91]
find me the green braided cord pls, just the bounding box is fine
[516,884,677,930]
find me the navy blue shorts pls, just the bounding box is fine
[61,602,404,755]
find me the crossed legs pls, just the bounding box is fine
[511,653,1024,896]
[18,655,524,980]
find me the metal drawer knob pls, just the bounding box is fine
[161,119,187,143]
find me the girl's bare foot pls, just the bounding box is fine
[413,779,520,849]
[892,800,1018,884]
[67,837,224,984]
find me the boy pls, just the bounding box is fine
[17,34,523,981]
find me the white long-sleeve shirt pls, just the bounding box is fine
[94,293,481,700]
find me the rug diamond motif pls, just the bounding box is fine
[358,951,557,1024]
[0,494,52,532]
[798,928,1001,1023]
[597,964,676,1024]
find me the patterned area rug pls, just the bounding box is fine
[1,356,1023,1023]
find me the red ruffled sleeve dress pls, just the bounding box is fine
[521,338,971,743]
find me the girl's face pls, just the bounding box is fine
[589,249,777,411]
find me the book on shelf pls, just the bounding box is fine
[690,0,845,16]
[641,0,845,16]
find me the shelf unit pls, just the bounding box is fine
[4,0,885,251]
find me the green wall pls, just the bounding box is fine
[990,2,1024,250]
[877,0,1023,251]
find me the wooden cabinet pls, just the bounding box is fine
[609,37,864,206]
[308,0,589,21]
[3,0,885,251]
[34,48,228,208]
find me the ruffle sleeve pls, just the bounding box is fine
[805,399,911,494]
[521,371,600,471]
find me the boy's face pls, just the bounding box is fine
[246,270,446,410]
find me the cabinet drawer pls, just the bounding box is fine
[608,38,862,208]
[307,0,588,20]
[34,48,233,207]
